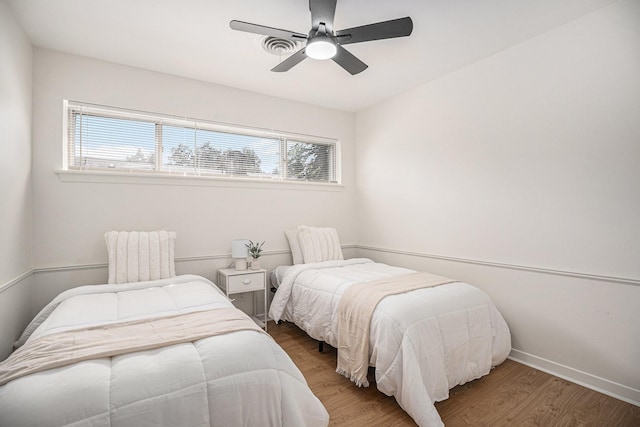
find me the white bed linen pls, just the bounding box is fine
[271,264,291,289]
[269,259,511,427]
[1,275,329,427]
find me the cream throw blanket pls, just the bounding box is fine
[0,308,263,386]
[336,272,456,387]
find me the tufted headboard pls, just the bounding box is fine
[105,230,176,284]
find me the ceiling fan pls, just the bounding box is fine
[230,0,413,75]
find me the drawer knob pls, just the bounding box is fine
[242,279,252,285]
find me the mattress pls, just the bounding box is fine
[269,259,511,427]
[0,274,329,427]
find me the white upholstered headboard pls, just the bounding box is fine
[105,230,176,284]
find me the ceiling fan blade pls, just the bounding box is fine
[271,48,308,72]
[309,0,337,32]
[335,17,413,45]
[332,45,368,75]
[230,20,307,41]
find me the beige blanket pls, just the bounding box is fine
[336,272,456,387]
[0,308,263,386]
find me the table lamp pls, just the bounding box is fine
[231,239,250,270]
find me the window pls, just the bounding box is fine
[64,101,339,184]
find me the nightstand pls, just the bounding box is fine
[217,268,267,331]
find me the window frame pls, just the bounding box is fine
[61,100,342,188]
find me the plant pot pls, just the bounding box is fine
[250,259,261,270]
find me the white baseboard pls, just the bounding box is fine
[509,349,639,406]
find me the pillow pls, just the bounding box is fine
[296,225,344,264]
[285,228,304,265]
[105,230,176,284]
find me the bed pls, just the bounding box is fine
[0,230,329,427]
[270,226,511,427]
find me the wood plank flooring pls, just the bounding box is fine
[268,321,640,426]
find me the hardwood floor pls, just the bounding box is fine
[268,321,640,426]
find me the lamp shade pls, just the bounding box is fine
[231,239,250,258]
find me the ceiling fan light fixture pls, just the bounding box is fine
[305,36,337,60]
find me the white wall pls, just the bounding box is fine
[355,0,640,404]
[0,1,34,360]
[31,49,357,312]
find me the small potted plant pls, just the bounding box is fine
[246,240,265,270]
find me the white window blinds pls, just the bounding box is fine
[65,101,339,184]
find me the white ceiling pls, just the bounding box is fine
[7,0,614,112]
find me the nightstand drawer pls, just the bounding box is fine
[228,272,264,293]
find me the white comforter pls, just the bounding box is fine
[269,259,511,427]
[0,275,329,427]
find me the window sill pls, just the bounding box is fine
[55,170,344,191]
